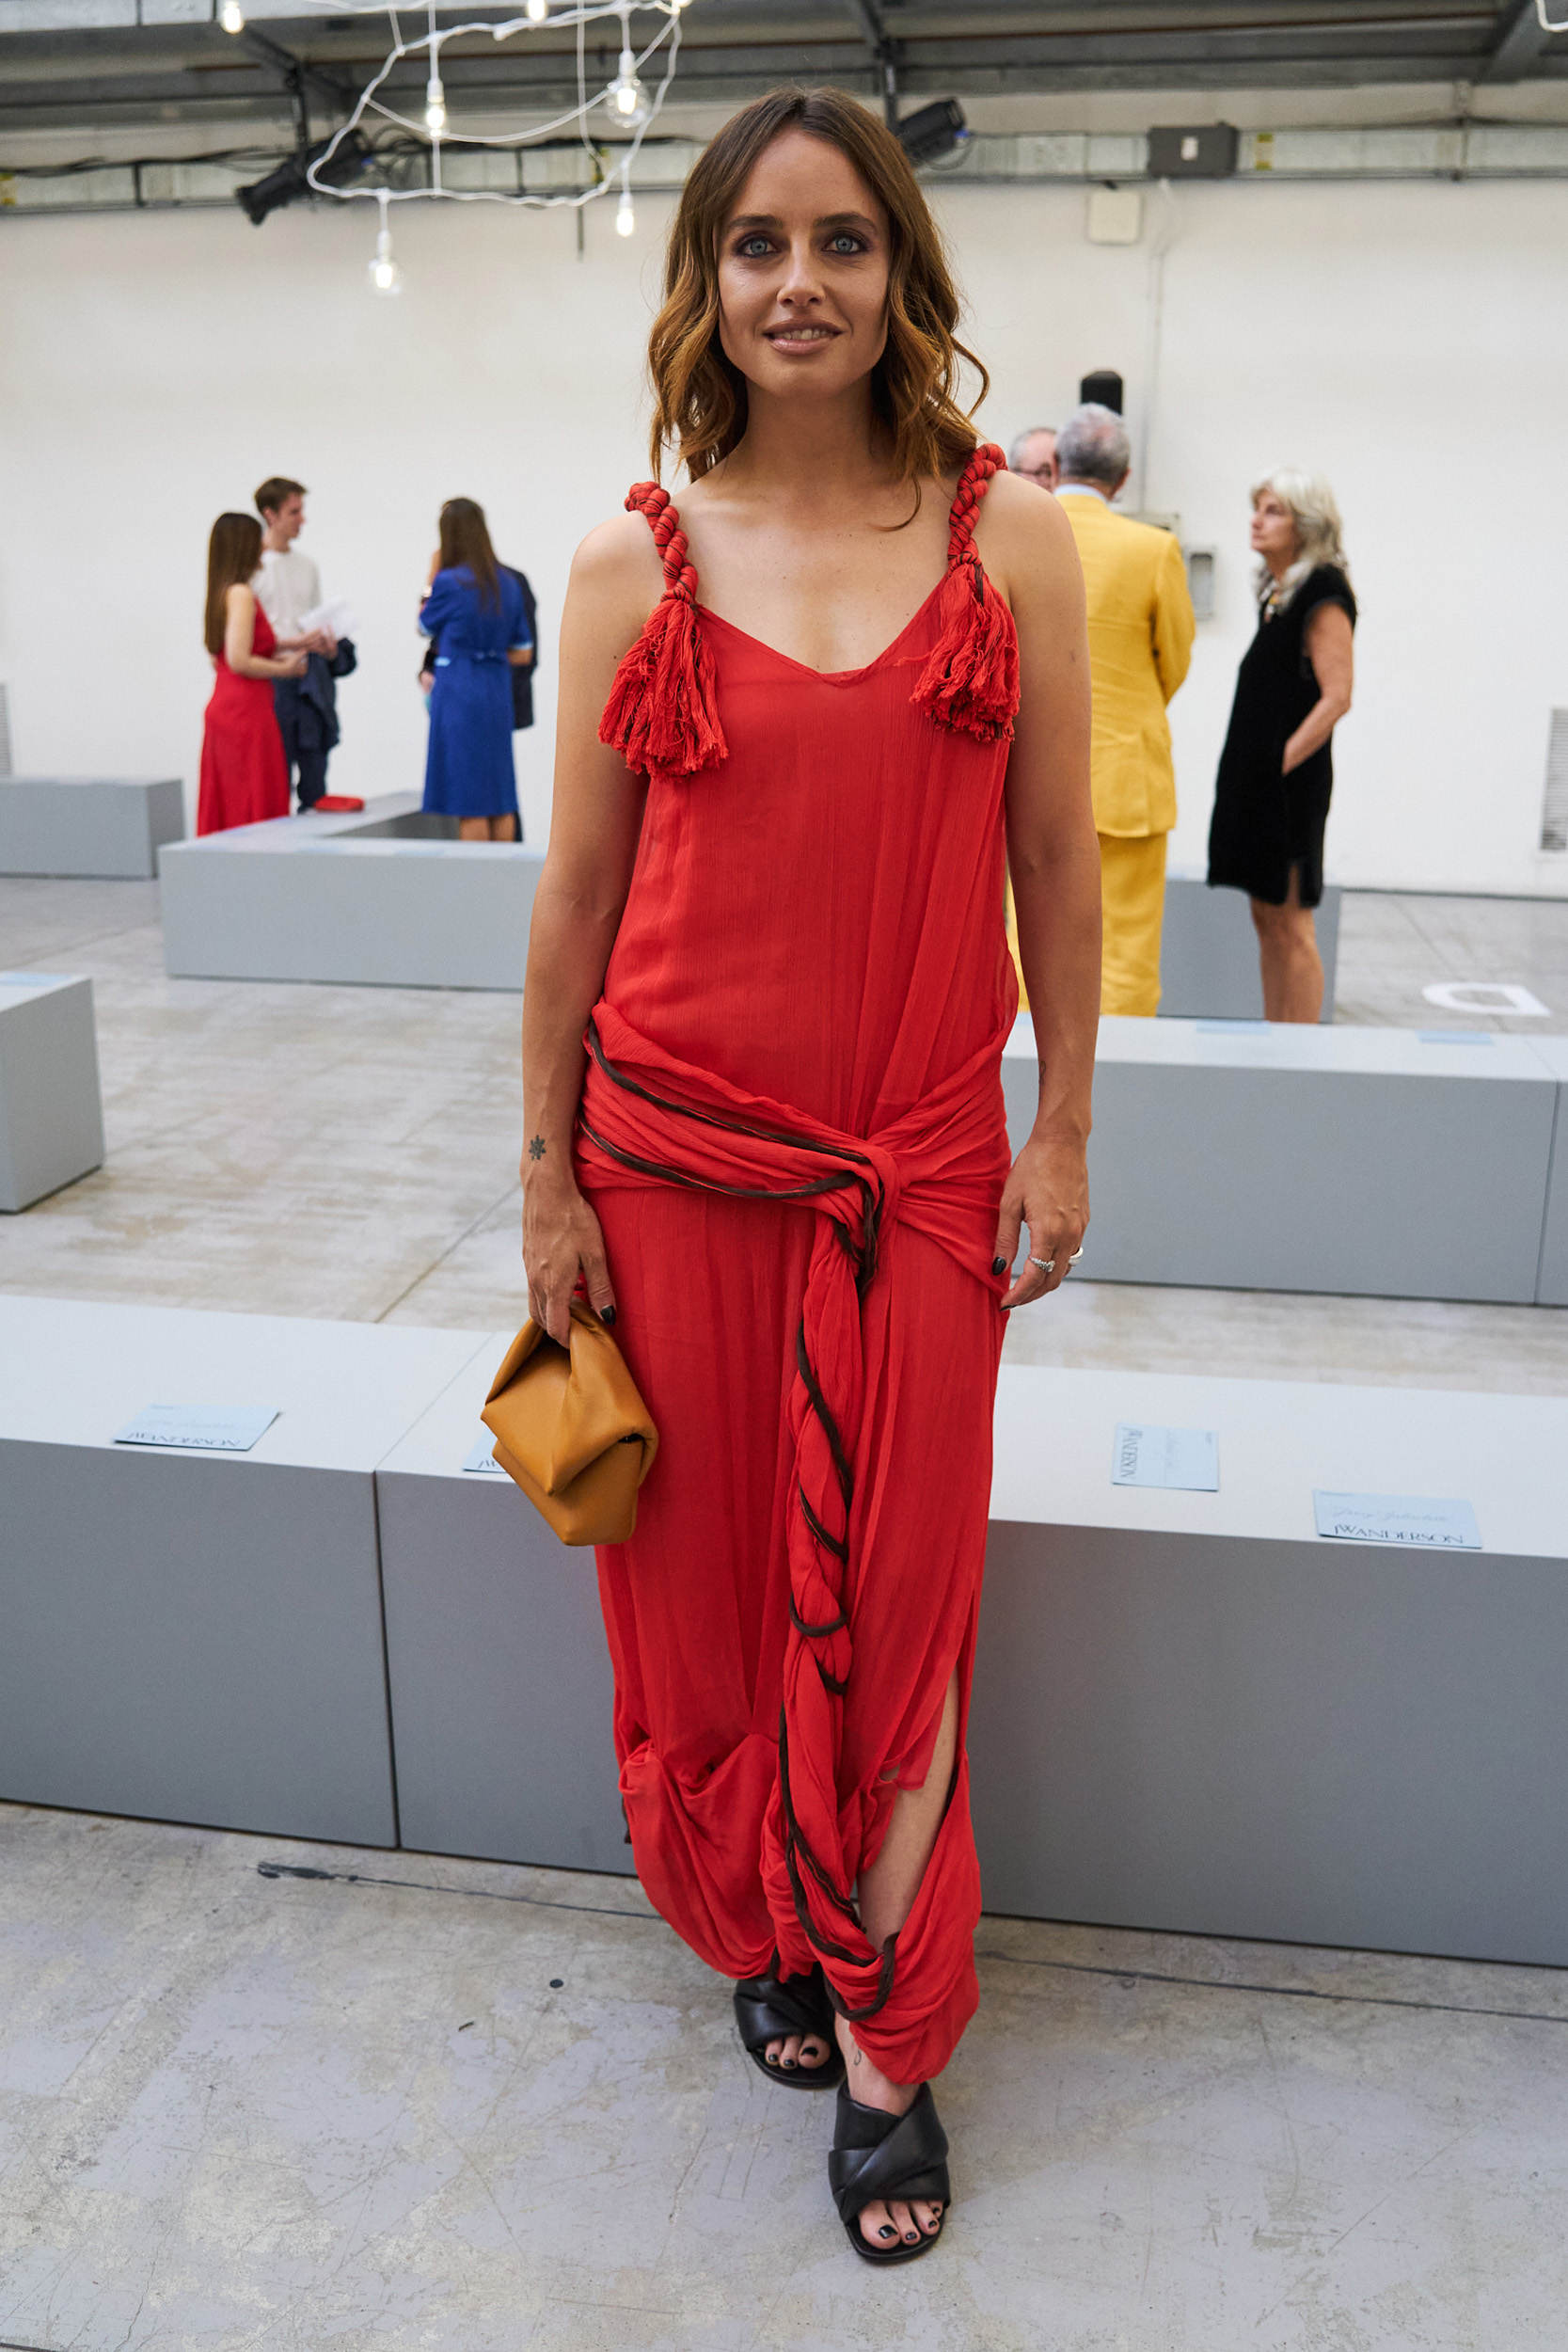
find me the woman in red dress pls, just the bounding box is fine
[522,87,1099,2264]
[197,511,306,835]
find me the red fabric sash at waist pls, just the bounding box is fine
[576,1000,1011,2025]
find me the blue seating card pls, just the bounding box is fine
[0,971,63,988]
[1313,1490,1481,1549]
[1418,1031,1493,1046]
[1113,1423,1219,1491]
[113,1403,279,1453]
[462,1435,508,1474]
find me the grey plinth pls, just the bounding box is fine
[1003,1016,1559,1304]
[1160,866,1340,1022]
[159,795,546,991]
[375,1341,630,1873]
[1529,1035,1568,1307]
[0,776,184,879]
[0,1296,493,1847]
[971,1365,1568,1966]
[0,973,105,1212]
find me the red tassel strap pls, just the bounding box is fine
[911,441,1021,745]
[598,483,728,777]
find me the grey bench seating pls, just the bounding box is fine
[0,972,104,1212]
[5,1295,1566,1966]
[1,776,183,879]
[158,793,546,991]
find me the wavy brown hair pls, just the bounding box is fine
[204,511,263,657]
[647,87,987,486]
[438,496,501,611]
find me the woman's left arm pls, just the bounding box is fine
[978,474,1101,1308]
[1284,602,1354,772]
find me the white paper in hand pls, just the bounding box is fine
[298,598,357,640]
[1113,1423,1219,1491]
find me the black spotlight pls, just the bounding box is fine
[895,99,967,168]
[236,128,372,226]
[1079,369,1124,414]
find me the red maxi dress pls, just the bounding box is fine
[578,446,1022,2087]
[198,600,290,835]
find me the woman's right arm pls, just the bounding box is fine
[521,516,662,1343]
[224,584,306,679]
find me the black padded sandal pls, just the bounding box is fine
[829,2081,951,2265]
[733,1958,845,2090]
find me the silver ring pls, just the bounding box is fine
[1069,1249,1084,1263]
[1028,1255,1055,1273]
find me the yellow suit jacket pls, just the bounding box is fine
[1059,489,1196,838]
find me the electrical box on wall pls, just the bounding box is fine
[1086,186,1142,245]
[1147,125,1239,179]
[1183,548,1217,621]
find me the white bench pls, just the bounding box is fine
[1005,1015,1562,1304]
[1531,1034,1568,1306]
[158,793,546,992]
[975,1363,1568,1965]
[0,1295,492,1846]
[0,775,184,879]
[1160,867,1341,1022]
[7,1297,1566,1964]
[0,972,104,1212]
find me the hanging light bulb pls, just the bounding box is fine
[525,0,548,18]
[424,71,447,135]
[369,191,403,294]
[615,170,635,237]
[219,0,245,30]
[604,9,650,129]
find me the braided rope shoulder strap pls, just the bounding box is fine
[598,483,728,777]
[911,441,1021,745]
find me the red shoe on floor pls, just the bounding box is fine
[309,795,365,813]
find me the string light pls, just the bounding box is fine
[526,0,548,17]
[615,164,635,235]
[219,0,245,29]
[369,189,403,294]
[424,72,447,134]
[606,6,651,129]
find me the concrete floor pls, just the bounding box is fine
[3,875,1567,1390]
[4,873,1568,2347]
[6,1801,1568,2352]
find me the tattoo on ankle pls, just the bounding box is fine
[527,1135,546,1161]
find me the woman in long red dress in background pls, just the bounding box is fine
[197,511,307,835]
[522,87,1099,2264]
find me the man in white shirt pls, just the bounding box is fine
[253,475,339,811]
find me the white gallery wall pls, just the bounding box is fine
[1,167,1565,890]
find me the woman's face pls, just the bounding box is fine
[1250,489,1300,567]
[716,130,891,403]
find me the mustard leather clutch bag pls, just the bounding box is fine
[481,1300,658,1546]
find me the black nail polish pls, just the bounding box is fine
[879,2225,896,2241]
[905,2231,919,2243]
[991,1256,1006,1277]
[598,1304,616,1327]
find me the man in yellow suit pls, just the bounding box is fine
[1053,404,1196,1016]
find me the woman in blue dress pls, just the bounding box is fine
[420,498,533,840]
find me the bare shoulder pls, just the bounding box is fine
[227,580,254,607]
[973,470,1083,608]
[565,510,665,642]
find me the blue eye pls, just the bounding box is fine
[737,235,772,258]
[828,234,865,255]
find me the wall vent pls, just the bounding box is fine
[1543,709,1568,852]
[0,683,11,777]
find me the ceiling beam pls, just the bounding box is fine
[1479,0,1560,77]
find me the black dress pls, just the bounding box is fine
[1207,564,1355,908]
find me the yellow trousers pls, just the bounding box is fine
[1098,831,1167,1018]
[1006,834,1168,1017]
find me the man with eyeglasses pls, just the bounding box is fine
[1008,426,1058,493]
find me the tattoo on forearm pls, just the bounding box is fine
[527,1135,546,1161]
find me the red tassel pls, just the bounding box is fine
[599,483,729,778]
[911,558,1021,744]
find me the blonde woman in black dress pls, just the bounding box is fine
[1207,469,1355,1023]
